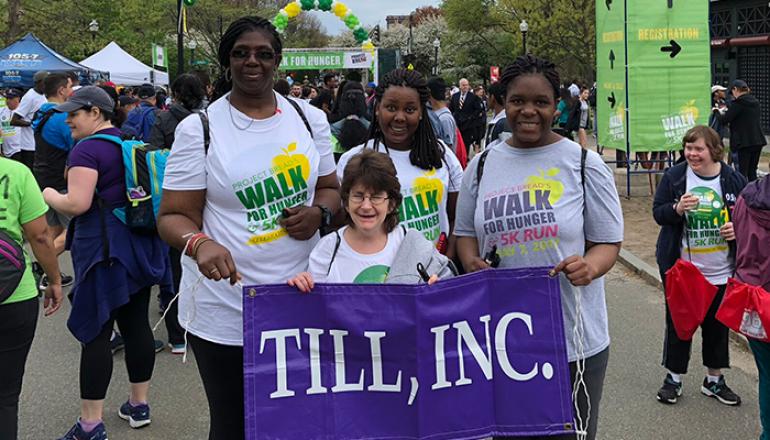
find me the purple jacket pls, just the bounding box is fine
[733,177,770,291]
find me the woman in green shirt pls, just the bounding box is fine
[0,157,62,440]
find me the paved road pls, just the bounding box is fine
[18,264,762,439]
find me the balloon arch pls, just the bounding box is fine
[272,1,375,53]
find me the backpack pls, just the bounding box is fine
[121,104,157,142]
[85,134,170,234]
[0,229,26,304]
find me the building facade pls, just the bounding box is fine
[710,0,770,133]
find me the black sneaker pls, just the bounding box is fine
[656,374,683,404]
[701,375,741,406]
[154,340,165,353]
[38,272,74,290]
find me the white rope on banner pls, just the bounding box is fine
[552,244,589,440]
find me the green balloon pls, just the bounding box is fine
[344,14,360,29]
[300,0,314,10]
[273,15,288,29]
[353,27,368,43]
[317,0,333,11]
[183,0,196,5]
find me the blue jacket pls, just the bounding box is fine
[652,161,747,279]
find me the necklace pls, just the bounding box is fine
[227,94,278,131]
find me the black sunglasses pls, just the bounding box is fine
[230,49,277,61]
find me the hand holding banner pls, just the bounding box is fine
[244,268,575,439]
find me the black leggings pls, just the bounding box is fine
[189,333,244,440]
[737,145,763,182]
[80,287,155,400]
[0,298,39,440]
[162,247,184,345]
[663,284,729,374]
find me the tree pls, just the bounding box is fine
[497,0,596,82]
[412,6,443,25]
[440,0,596,83]
[438,0,518,84]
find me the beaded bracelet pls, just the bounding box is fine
[185,232,208,257]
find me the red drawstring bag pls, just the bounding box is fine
[454,127,468,169]
[716,278,770,342]
[665,259,719,341]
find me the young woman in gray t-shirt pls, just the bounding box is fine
[455,55,624,440]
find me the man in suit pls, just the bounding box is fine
[449,78,485,152]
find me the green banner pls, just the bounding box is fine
[596,0,711,152]
[281,51,344,70]
[596,0,627,150]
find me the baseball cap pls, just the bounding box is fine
[731,79,748,89]
[711,85,727,93]
[4,88,22,99]
[118,95,138,107]
[137,83,155,99]
[54,86,115,114]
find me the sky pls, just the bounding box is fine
[309,0,442,36]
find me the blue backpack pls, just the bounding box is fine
[83,134,169,233]
[121,104,157,142]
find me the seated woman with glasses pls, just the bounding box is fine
[289,150,456,292]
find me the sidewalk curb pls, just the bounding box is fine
[616,248,751,351]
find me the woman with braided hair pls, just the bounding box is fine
[157,16,340,439]
[455,55,623,440]
[336,68,463,256]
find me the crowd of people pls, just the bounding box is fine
[0,13,767,440]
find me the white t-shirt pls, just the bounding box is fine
[13,89,46,151]
[681,167,733,285]
[163,92,336,346]
[336,140,463,243]
[0,107,21,157]
[308,225,406,283]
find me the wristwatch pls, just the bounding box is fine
[317,205,332,231]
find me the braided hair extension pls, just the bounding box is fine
[213,16,283,100]
[499,54,561,101]
[368,68,445,170]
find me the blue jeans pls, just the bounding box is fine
[749,338,770,440]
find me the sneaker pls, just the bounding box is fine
[701,375,741,406]
[118,400,152,429]
[656,373,683,404]
[39,272,74,290]
[110,334,125,354]
[57,421,108,440]
[154,340,165,353]
[169,342,186,354]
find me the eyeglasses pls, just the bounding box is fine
[230,49,277,61]
[349,193,389,205]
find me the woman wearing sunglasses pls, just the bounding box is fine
[158,16,340,440]
[289,150,455,292]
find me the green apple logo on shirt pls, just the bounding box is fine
[353,265,390,284]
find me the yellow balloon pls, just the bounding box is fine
[284,2,301,18]
[333,2,348,18]
[362,41,375,52]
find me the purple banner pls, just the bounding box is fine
[244,268,574,440]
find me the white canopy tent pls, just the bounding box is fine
[81,42,169,86]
